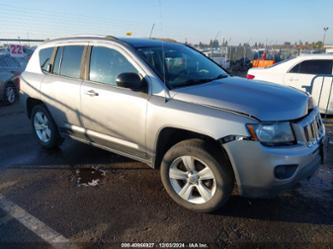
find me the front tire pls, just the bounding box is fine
[31,105,63,149]
[160,139,234,213]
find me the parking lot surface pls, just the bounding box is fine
[0,102,332,249]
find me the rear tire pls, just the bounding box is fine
[3,83,17,105]
[31,105,63,149]
[160,139,234,213]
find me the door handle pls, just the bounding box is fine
[85,89,99,97]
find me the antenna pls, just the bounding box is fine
[149,23,155,38]
[157,0,170,101]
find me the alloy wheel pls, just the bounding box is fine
[33,111,52,143]
[169,155,216,204]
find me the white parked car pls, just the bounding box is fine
[247,54,333,114]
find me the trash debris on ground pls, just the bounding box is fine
[74,167,106,187]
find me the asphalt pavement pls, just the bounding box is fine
[0,102,332,249]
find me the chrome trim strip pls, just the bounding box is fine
[65,124,139,150]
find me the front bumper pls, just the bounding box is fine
[223,135,328,198]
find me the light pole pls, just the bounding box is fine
[323,27,329,47]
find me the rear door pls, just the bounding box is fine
[284,59,333,113]
[41,45,85,132]
[284,59,333,90]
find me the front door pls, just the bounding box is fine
[80,45,149,158]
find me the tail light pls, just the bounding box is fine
[246,74,255,80]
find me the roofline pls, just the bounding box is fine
[297,54,333,58]
[40,36,184,50]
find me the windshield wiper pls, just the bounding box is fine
[177,74,228,88]
[210,74,228,81]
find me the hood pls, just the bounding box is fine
[171,76,309,121]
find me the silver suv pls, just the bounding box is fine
[20,36,328,212]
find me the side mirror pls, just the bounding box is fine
[116,73,147,92]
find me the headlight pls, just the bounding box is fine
[246,122,295,145]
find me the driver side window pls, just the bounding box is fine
[89,46,138,86]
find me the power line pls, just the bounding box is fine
[0,38,44,42]
[0,3,144,24]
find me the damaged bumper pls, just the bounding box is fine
[223,135,328,198]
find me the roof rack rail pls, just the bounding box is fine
[44,34,120,43]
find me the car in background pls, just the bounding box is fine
[14,56,29,70]
[19,47,36,69]
[0,48,8,55]
[0,55,22,105]
[247,54,333,114]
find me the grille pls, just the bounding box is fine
[302,113,324,146]
[292,109,325,147]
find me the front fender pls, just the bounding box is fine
[146,96,256,154]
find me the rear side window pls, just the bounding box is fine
[52,46,84,78]
[89,46,138,86]
[290,60,333,75]
[39,47,53,72]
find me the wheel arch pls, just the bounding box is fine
[153,127,234,172]
[26,97,46,119]
[4,80,15,87]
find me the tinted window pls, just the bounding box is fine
[0,55,21,69]
[60,46,84,78]
[39,47,53,72]
[89,47,138,86]
[290,60,333,75]
[6,56,20,68]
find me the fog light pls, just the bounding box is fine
[274,164,298,179]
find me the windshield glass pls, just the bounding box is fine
[135,43,228,89]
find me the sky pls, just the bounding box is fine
[0,0,332,45]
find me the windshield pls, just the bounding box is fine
[135,43,228,89]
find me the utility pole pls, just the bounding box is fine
[323,27,329,48]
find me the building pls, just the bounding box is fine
[324,44,333,54]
